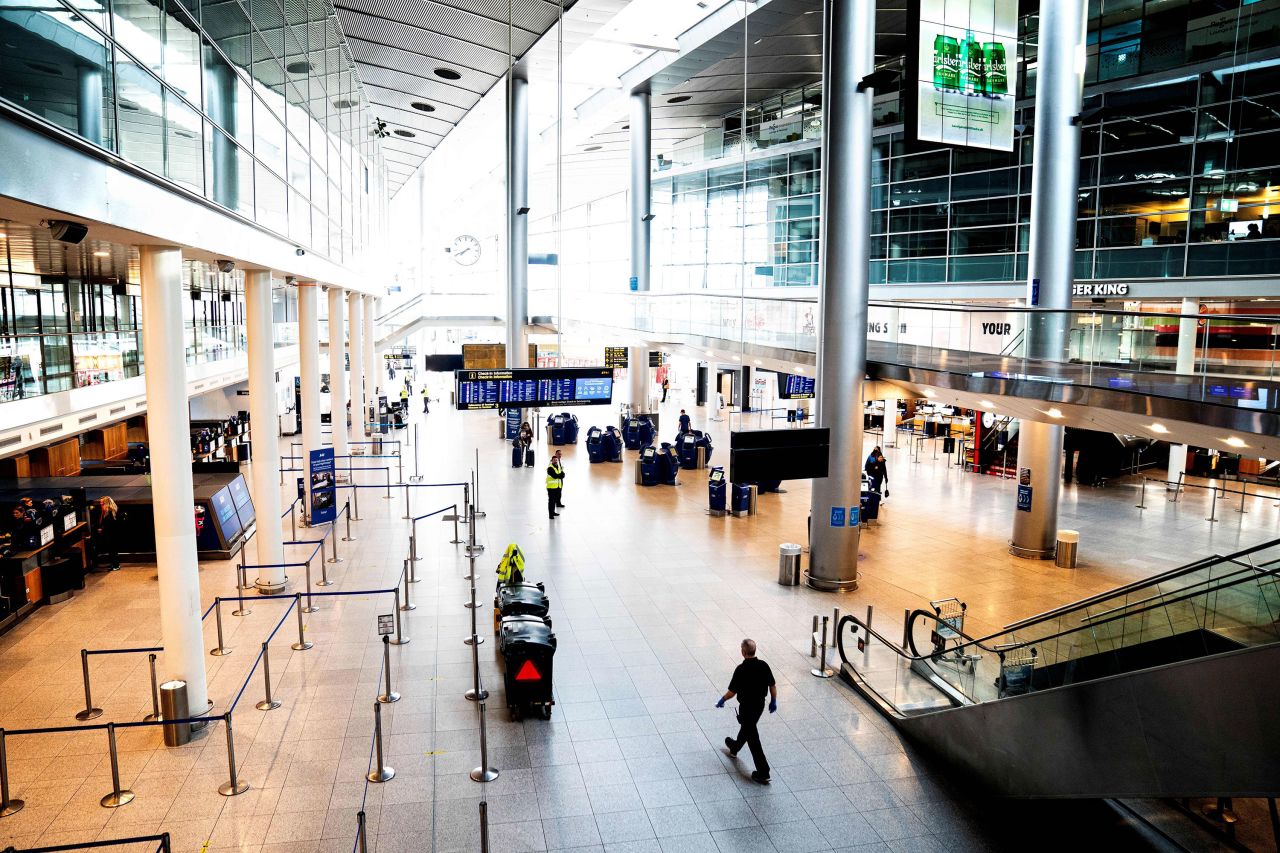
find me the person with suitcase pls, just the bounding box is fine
[864,446,889,498]
[520,422,534,467]
[546,450,566,518]
[716,638,776,784]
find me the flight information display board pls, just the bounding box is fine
[778,373,816,399]
[455,367,614,409]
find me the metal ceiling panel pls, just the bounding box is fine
[347,32,505,84]
[362,83,471,123]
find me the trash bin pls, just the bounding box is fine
[499,616,556,721]
[159,680,191,746]
[778,543,801,586]
[493,582,551,633]
[1055,530,1079,568]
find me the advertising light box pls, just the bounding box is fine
[454,367,614,410]
[911,0,1017,152]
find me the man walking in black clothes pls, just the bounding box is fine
[716,638,777,784]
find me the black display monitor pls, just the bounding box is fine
[729,428,830,482]
[454,367,614,410]
[777,373,816,399]
[709,470,725,483]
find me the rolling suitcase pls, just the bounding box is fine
[512,444,522,468]
[525,448,535,467]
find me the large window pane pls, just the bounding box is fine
[255,162,286,233]
[115,54,166,177]
[165,88,204,191]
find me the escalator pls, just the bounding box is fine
[836,539,1280,798]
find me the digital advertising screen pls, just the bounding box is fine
[910,0,1017,152]
[455,367,614,409]
[777,373,816,400]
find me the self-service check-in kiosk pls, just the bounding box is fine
[585,427,605,463]
[638,446,659,486]
[708,467,727,516]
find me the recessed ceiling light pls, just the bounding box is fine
[732,355,740,361]
[667,95,691,104]
[794,366,804,373]
[621,124,629,130]
[922,389,934,398]
[434,67,462,81]
[705,351,713,356]
[410,101,435,112]
[980,400,994,408]
[584,145,602,152]
[753,359,762,365]
[1225,436,1247,448]
[1046,407,1063,418]
[332,98,359,109]
[1150,423,1168,434]
[393,129,416,138]
[285,61,313,75]
[93,250,109,257]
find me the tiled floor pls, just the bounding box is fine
[3,385,1276,852]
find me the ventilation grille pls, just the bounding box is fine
[110,406,126,415]
[39,423,64,436]
[79,413,98,424]
[0,434,21,449]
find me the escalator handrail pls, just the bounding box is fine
[999,536,1280,632]
[1079,556,1280,624]
[376,293,424,325]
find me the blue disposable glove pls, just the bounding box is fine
[715,697,726,708]
[769,698,777,714]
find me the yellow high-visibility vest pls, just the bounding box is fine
[546,463,563,489]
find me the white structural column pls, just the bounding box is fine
[629,90,652,293]
[881,391,900,448]
[506,72,530,369]
[298,283,323,518]
[348,292,365,442]
[327,286,349,462]
[629,347,648,411]
[806,0,874,591]
[245,270,285,592]
[139,246,210,714]
[1167,296,1199,490]
[363,295,376,408]
[1010,0,1087,558]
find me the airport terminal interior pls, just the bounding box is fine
[2,0,1280,851]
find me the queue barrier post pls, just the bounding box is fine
[352,481,363,520]
[317,543,334,586]
[450,504,463,545]
[217,712,249,796]
[233,563,252,616]
[811,616,834,678]
[1136,477,1147,510]
[291,593,313,651]
[1207,486,1220,523]
[400,561,415,611]
[0,728,24,817]
[357,810,369,853]
[75,648,103,721]
[237,555,253,591]
[377,635,400,703]
[366,702,395,783]
[302,560,318,612]
[469,696,498,783]
[479,801,490,853]
[1237,481,1249,514]
[390,590,409,645]
[402,483,411,519]
[144,654,161,722]
[256,642,281,711]
[209,598,231,657]
[99,722,135,808]
[342,499,355,542]
[290,501,297,542]
[809,616,818,658]
[384,468,392,501]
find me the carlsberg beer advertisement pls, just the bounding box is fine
[915,0,1016,152]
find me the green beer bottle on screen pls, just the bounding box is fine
[933,35,960,90]
[983,42,1008,95]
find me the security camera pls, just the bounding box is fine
[295,248,306,257]
[216,259,235,273]
[285,276,297,286]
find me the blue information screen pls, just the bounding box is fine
[455,367,614,410]
[778,373,816,399]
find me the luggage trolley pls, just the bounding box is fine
[927,598,982,671]
[995,644,1037,697]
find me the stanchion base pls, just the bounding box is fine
[341,535,356,542]
[464,688,489,702]
[237,581,255,591]
[100,790,135,808]
[463,601,479,609]
[327,557,344,564]
[810,667,835,679]
[291,641,314,651]
[302,606,319,614]
[218,780,250,797]
[399,603,417,611]
[0,798,24,816]
[315,579,334,587]
[463,635,484,646]
[256,699,282,711]
[377,691,401,703]
[367,767,395,783]
[210,647,232,656]
[76,708,104,721]
[232,607,252,617]
[451,539,465,545]
[143,714,161,723]
[256,581,287,595]
[470,767,498,782]
[389,637,410,645]
[465,545,485,557]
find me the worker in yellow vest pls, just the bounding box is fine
[546,450,566,519]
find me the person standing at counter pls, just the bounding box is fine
[864,447,889,497]
[93,497,121,571]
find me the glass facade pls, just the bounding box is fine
[0,0,385,263]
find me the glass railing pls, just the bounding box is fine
[837,538,1280,715]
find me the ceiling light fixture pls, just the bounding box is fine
[1225,436,1247,448]
[1046,407,1064,418]
[980,400,994,408]
[434,67,462,81]
[285,61,313,75]
[332,98,358,109]
[1150,423,1168,434]
[667,95,691,104]
[393,129,416,138]
[410,101,435,112]
[92,250,110,257]
[584,145,602,151]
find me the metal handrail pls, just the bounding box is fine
[4,832,171,852]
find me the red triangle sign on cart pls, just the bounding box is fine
[515,660,542,681]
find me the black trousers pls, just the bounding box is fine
[547,488,561,517]
[730,705,769,776]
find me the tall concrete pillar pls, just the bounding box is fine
[298,283,322,518]
[348,292,365,441]
[696,362,709,407]
[245,270,285,592]
[1167,297,1199,490]
[629,90,652,293]
[806,0,874,592]
[629,347,648,410]
[327,286,349,461]
[77,66,103,146]
[204,62,238,210]
[506,73,529,369]
[363,294,376,408]
[1010,0,1087,559]
[139,246,210,714]
[739,365,752,412]
[882,391,900,448]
